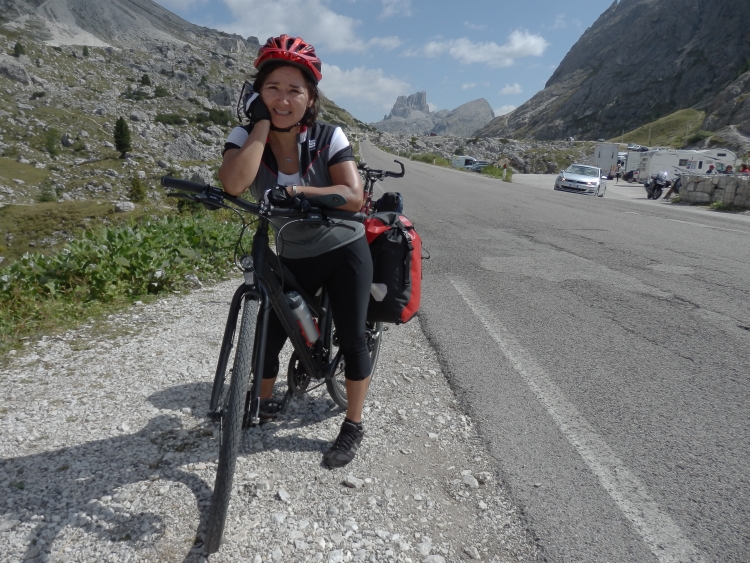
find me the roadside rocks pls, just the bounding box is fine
[373,132,594,173]
[0,279,538,563]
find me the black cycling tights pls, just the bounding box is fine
[261,235,373,381]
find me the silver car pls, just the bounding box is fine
[554,164,606,197]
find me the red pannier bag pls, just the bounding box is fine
[364,211,422,324]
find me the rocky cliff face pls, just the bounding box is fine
[373,91,494,137]
[476,0,750,142]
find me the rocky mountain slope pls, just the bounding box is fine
[0,0,367,212]
[476,0,750,145]
[373,91,494,137]
[0,0,212,47]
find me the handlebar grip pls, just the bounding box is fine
[160,176,208,193]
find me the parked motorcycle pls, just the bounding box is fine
[645,171,671,200]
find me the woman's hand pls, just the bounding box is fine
[218,121,271,196]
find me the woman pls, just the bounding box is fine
[218,35,371,469]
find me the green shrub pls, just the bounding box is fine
[44,127,60,157]
[82,46,89,57]
[195,108,233,126]
[0,214,241,348]
[199,75,208,87]
[155,113,187,125]
[2,145,19,158]
[12,42,25,57]
[129,177,147,203]
[453,145,465,155]
[687,130,713,144]
[140,74,152,86]
[481,165,513,182]
[72,139,87,153]
[30,91,46,100]
[153,85,170,98]
[114,116,131,158]
[37,184,57,203]
[121,88,150,101]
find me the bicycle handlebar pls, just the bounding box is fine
[160,176,365,223]
[358,159,405,180]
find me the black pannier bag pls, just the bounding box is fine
[364,210,422,324]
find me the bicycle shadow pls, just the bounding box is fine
[1,382,348,561]
[0,382,222,563]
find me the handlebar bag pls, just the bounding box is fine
[374,191,404,213]
[364,211,422,324]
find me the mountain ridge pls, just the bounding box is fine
[476,0,750,147]
[372,91,494,137]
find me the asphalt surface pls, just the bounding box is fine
[360,141,750,563]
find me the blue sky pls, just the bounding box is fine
[153,0,613,124]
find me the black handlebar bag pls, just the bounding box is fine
[364,210,422,324]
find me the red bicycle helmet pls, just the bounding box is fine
[254,35,323,83]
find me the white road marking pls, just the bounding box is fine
[448,275,705,563]
[663,218,750,235]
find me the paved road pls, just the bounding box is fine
[360,141,750,563]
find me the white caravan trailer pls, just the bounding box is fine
[637,149,737,183]
[594,143,619,177]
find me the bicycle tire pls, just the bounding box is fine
[204,294,258,554]
[325,320,383,408]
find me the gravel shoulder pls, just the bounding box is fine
[0,279,538,563]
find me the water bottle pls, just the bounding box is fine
[285,291,319,344]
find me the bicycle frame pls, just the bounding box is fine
[210,215,341,425]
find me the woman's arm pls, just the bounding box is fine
[218,121,271,196]
[291,160,363,212]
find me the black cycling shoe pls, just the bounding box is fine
[259,398,283,423]
[322,420,364,469]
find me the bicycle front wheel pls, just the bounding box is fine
[326,320,384,408]
[204,294,258,554]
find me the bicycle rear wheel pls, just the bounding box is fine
[326,320,383,408]
[204,294,258,554]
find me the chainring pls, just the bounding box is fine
[287,351,311,396]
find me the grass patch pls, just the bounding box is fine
[410,153,451,167]
[0,210,242,355]
[613,109,707,148]
[0,157,51,186]
[0,200,157,265]
[481,165,513,182]
[708,201,747,212]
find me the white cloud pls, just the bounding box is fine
[320,63,411,112]
[380,0,412,19]
[495,105,517,115]
[553,14,567,29]
[219,0,399,53]
[427,102,439,112]
[421,30,549,67]
[463,21,486,30]
[368,36,402,50]
[462,83,477,90]
[500,82,522,95]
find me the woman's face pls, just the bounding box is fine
[260,65,313,129]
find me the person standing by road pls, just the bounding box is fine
[218,35,373,469]
[615,162,622,183]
